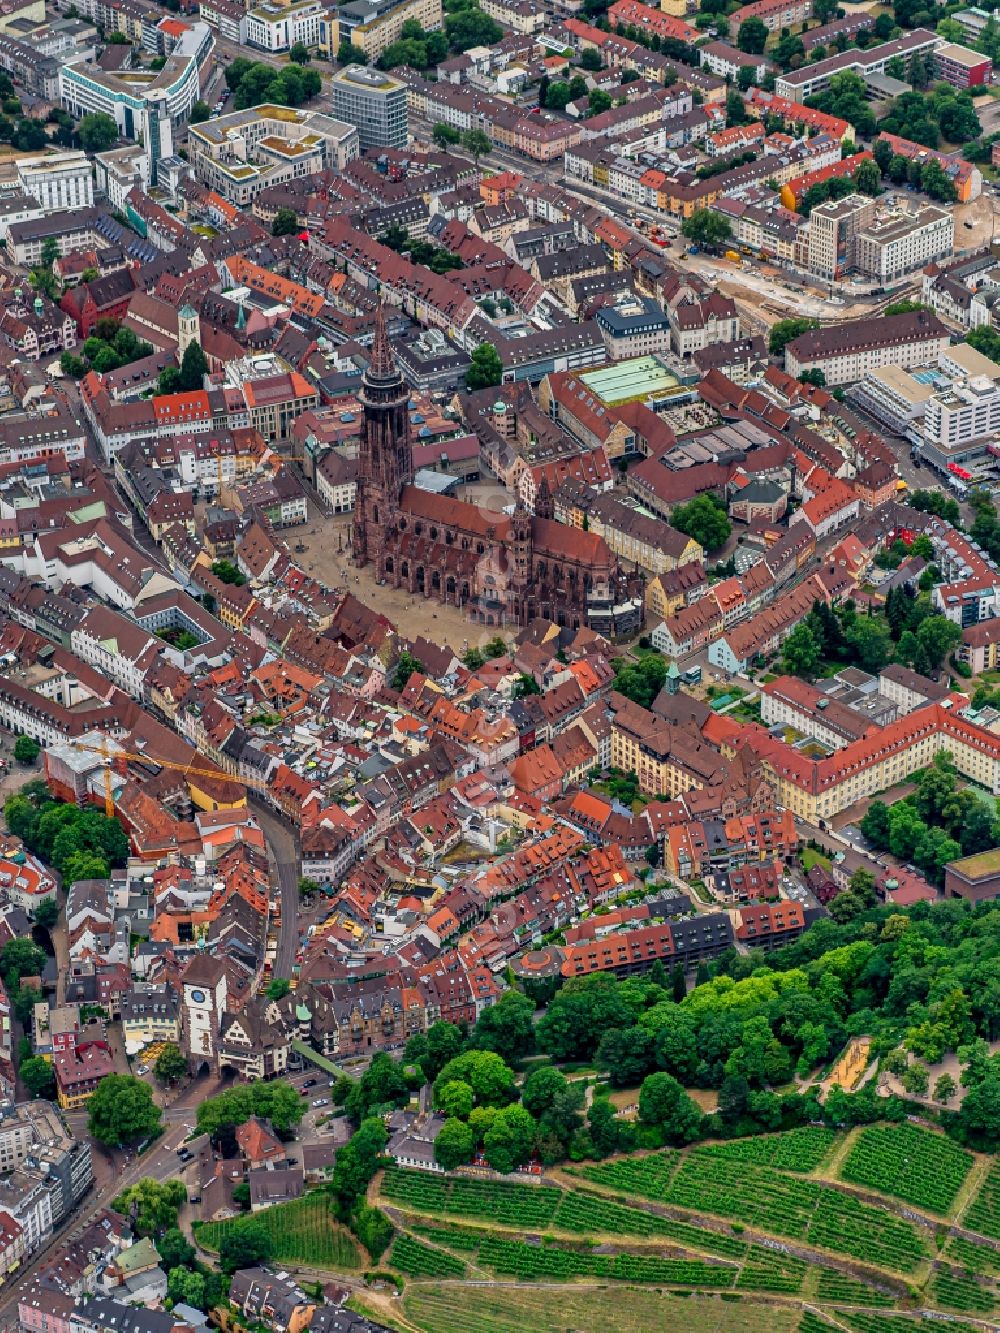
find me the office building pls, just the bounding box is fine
[16,152,94,213]
[924,375,1000,451]
[332,65,407,150]
[245,0,323,51]
[933,40,992,86]
[187,104,358,204]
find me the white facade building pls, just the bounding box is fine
[245,0,322,50]
[924,375,1000,447]
[16,153,93,214]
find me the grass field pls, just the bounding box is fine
[196,1193,364,1269]
[403,1283,802,1333]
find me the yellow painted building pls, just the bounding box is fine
[350,0,443,60]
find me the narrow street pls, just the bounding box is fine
[251,798,302,981]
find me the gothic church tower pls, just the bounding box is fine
[353,305,413,570]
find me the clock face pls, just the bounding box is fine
[190,989,206,1005]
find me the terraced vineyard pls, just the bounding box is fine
[389,1235,466,1279]
[575,1150,680,1197]
[929,1266,997,1314]
[839,1124,973,1215]
[945,1233,1000,1277]
[379,1124,1000,1330]
[477,1235,737,1287]
[665,1150,928,1273]
[815,1268,896,1307]
[963,1159,1000,1239]
[381,1168,561,1228]
[697,1127,837,1173]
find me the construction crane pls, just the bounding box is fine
[62,735,270,819]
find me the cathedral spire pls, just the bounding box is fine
[368,303,396,382]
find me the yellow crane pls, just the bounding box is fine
[63,735,269,819]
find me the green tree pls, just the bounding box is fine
[769,317,820,356]
[331,1117,388,1213]
[113,1178,186,1235]
[536,973,634,1061]
[0,939,46,989]
[154,1043,188,1085]
[436,1079,474,1119]
[845,616,892,672]
[446,7,503,50]
[272,207,300,236]
[681,208,732,249]
[920,159,957,203]
[470,990,535,1062]
[460,127,492,165]
[13,736,40,765]
[20,1055,55,1099]
[917,614,961,670]
[265,977,291,1000]
[177,340,209,392]
[433,1116,474,1170]
[782,620,822,677]
[77,112,118,153]
[89,1075,161,1147]
[338,40,369,64]
[853,158,882,196]
[737,15,768,50]
[670,493,730,553]
[33,897,58,929]
[158,1228,194,1270]
[433,1050,515,1107]
[189,100,211,123]
[289,41,311,62]
[218,1220,272,1274]
[392,650,424,691]
[352,1203,393,1260]
[587,88,613,116]
[432,121,461,147]
[483,1103,536,1173]
[168,1267,206,1310]
[466,342,503,390]
[579,47,603,70]
[638,1072,703,1142]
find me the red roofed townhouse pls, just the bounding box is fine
[153,390,212,436]
[781,152,874,211]
[608,0,698,42]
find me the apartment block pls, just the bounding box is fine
[784,310,950,386]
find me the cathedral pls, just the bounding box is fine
[352,309,644,636]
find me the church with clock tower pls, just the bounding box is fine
[352,308,643,637]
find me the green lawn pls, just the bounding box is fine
[802,848,832,873]
[196,1192,364,1269]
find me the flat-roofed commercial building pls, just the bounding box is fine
[332,65,407,150]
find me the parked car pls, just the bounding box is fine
[303,1078,318,1088]
[189,1195,201,1205]
[311,1098,329,1108]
